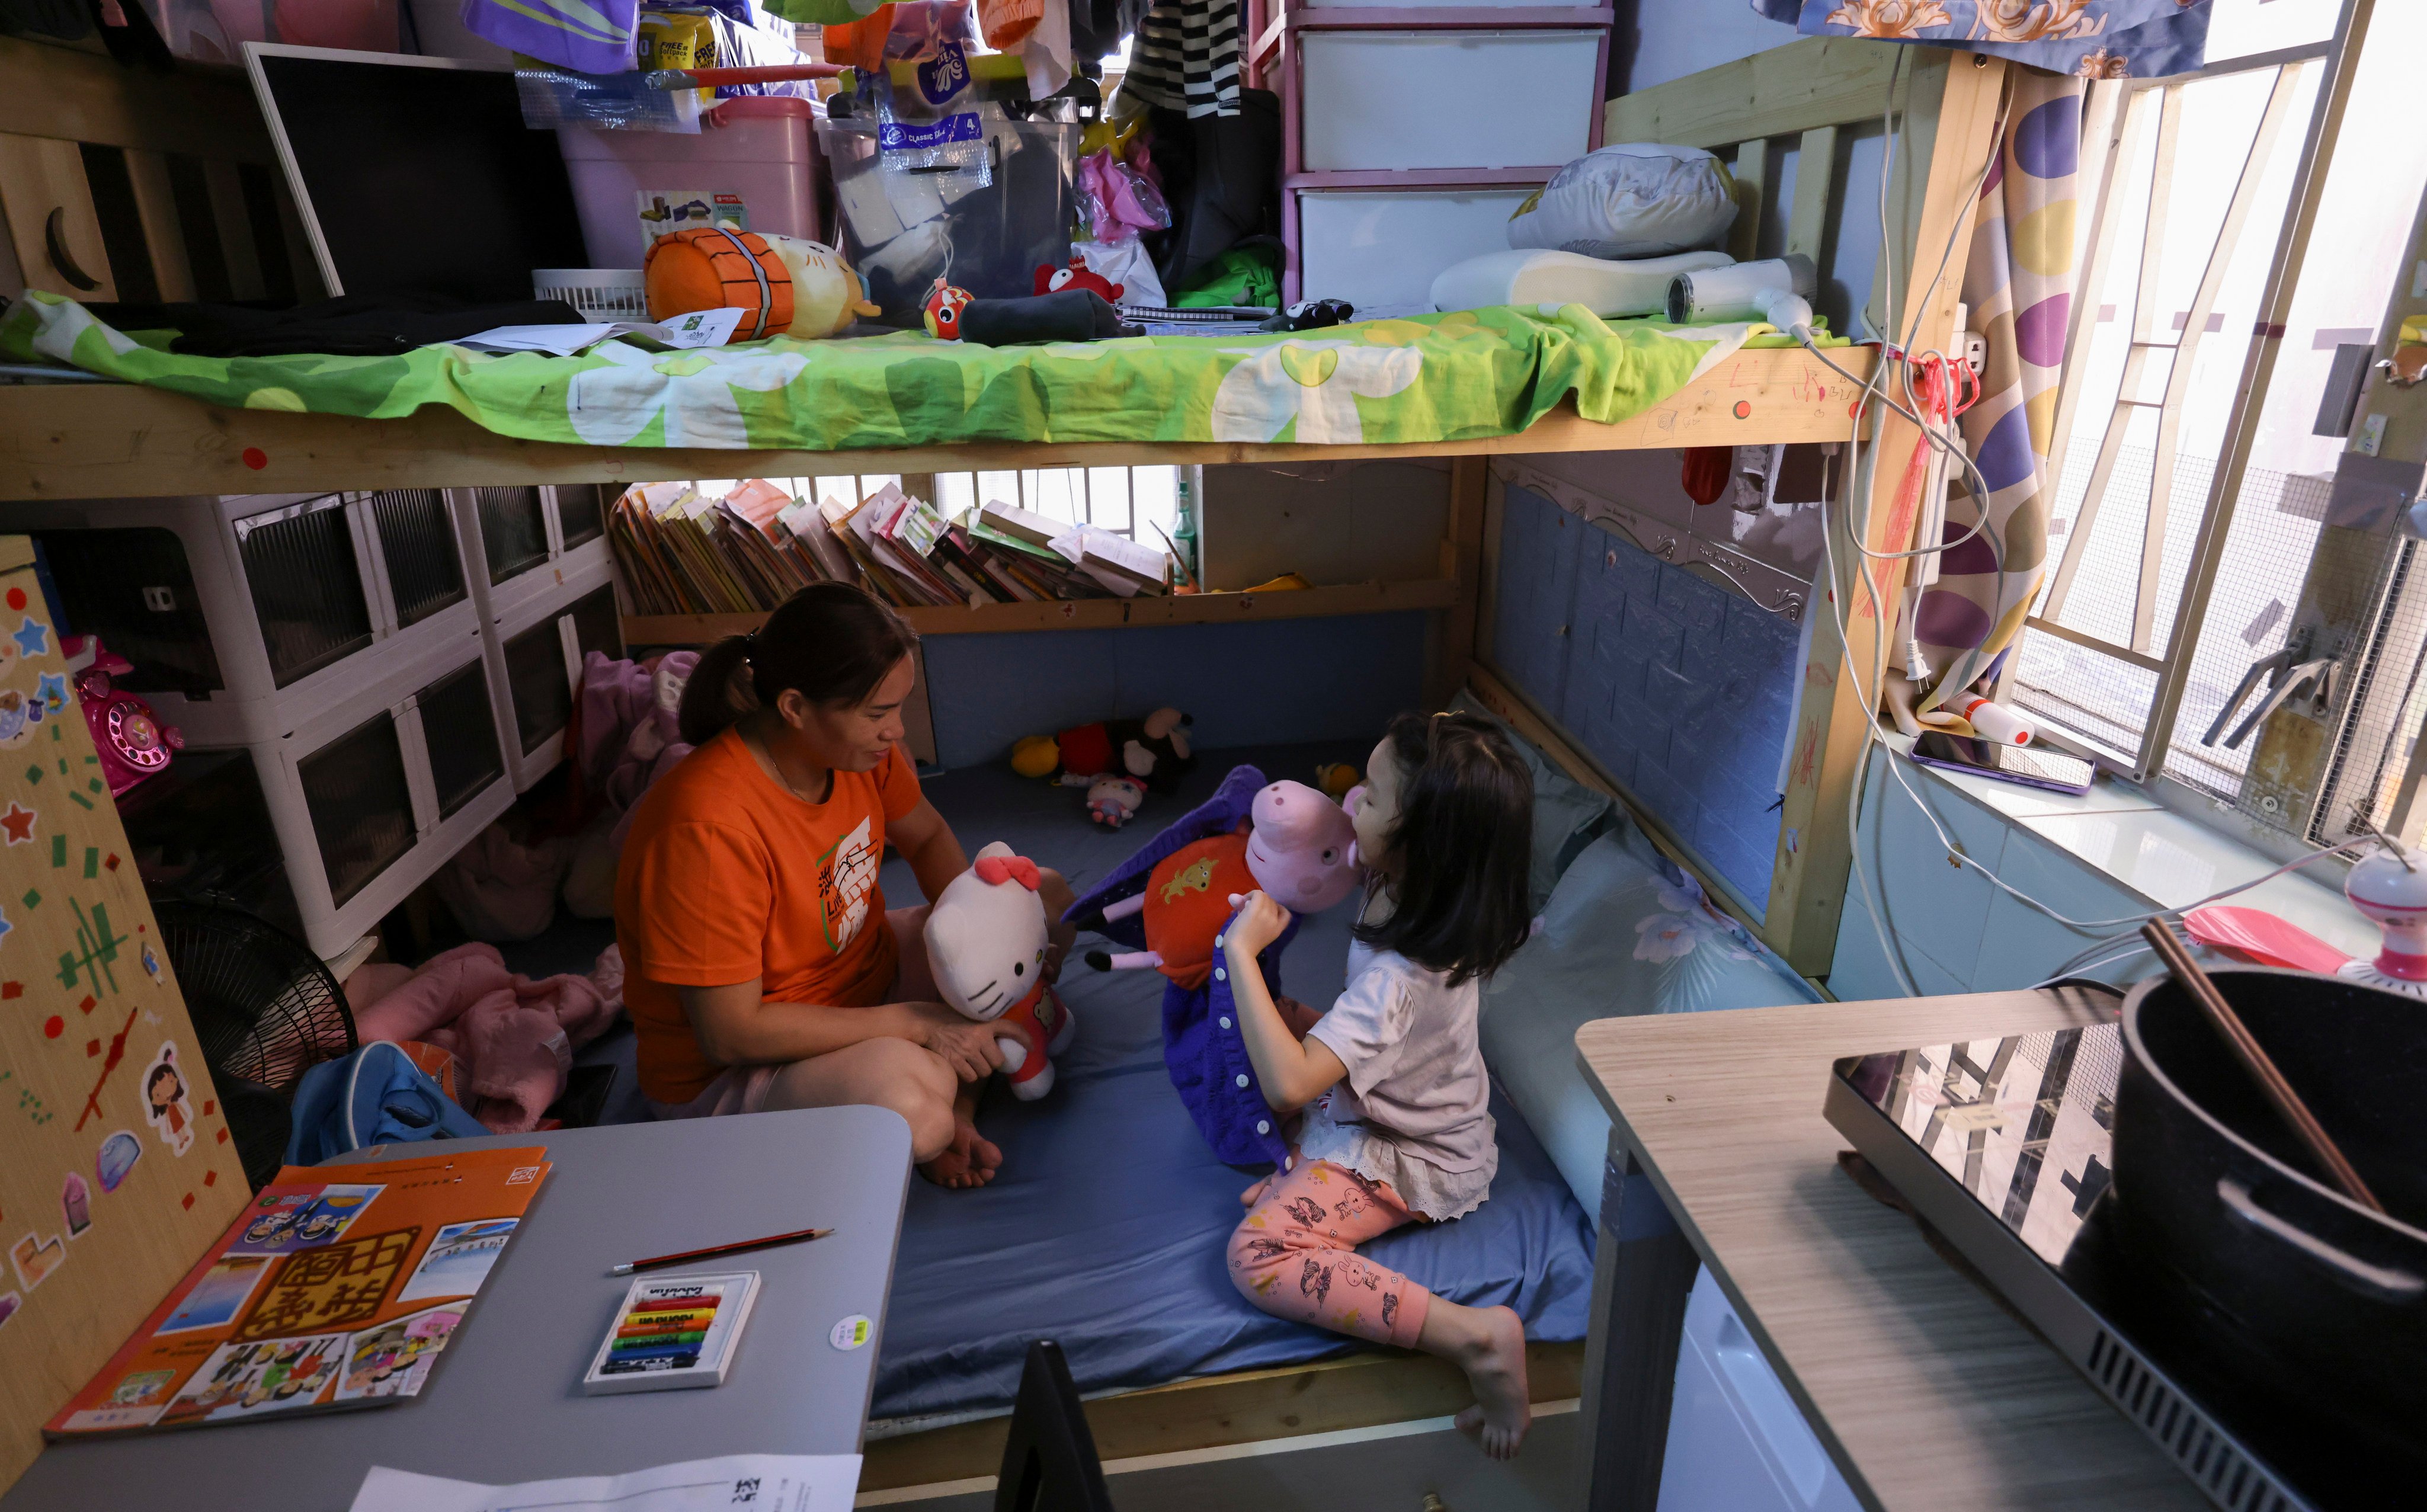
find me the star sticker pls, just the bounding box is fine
[0,802,33,845]
[11,616,49,659]
[33,672,66,716]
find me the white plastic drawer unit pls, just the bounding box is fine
[1298,187,1538,311]
[452,482,616,628]
[1,489,485,747]
[1298,30,1602,172]
[1659,1266,1859,1512]
[483,552,620,793]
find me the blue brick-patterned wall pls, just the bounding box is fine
[1492,484,1801,917]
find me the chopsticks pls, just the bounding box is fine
[2140,921,2384,1213]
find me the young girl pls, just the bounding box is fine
[1221,710,1537,1459]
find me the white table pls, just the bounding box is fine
[2,1108,912,1511]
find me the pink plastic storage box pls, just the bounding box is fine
[557,96,823,270]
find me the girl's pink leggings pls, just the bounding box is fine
[1226,1159,1433,1349]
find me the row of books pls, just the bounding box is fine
[606,478,1175,616]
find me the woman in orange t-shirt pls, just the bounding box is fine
[616,583,1074,1188]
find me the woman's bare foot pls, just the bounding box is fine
[917,1119,1003,1189]
[1421,1301,1531,1460]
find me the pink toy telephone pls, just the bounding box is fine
[925,843,1080,1098]
[64,636,181,796]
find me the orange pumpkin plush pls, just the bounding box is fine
[644,225,794,340]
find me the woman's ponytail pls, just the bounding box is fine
[675,582,918,747]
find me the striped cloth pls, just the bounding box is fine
[1123,0,1241,118]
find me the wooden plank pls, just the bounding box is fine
[1429,457,1489,706]
[858,1340,1586,1491]
[1606,35,1907,151]
[0,543,253,1495]
[120,148,196,304]
[1785,124,1840,264]
[0,34,273,163]
[0,133,117,302]
[0,345,1876,502]
[1575,992,2210,1510]
[1728,137,1770,263]
[623,577,1461,645]
[1766,49,2004,977]
[200,159,265,303]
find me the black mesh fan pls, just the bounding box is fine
[153,901,357,1190]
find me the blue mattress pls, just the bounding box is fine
[867,744,1597,1423]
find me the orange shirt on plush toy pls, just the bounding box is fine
[1139,832,1252,992]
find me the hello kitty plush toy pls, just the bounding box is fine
[925,843,1079,1100]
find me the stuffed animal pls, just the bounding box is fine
[1011,708,1195,795]
[1065,767,1361,1167]
[923,277,974,341]
[645,228,877,340]
[1082,773,1146,829]
[925,843,1078,1100]
[922,277,1138,345]
[1312,762,1360,803]
[1086,777,1359,982]
[1033,254,1124,303]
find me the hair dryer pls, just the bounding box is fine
[1666,254,1818,340]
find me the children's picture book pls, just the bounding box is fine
[44,1147,550,1437]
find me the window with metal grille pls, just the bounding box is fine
[2006,4,2427,858]
[765,467,1184,547]
[555,483,608,549]
[415,660,504,820]
[504,619,572,757]
[297,711,415,908]
[234,495,374,687]
[368,488,466,628]
[476,486,550,584]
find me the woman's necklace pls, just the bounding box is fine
[743,722,833,804]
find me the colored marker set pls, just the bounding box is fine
[582,1271,760,1395]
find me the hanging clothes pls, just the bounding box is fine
[1123,0,1240,118]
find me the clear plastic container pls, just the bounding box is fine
[817,104,1082,326]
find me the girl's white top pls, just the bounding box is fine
[1299,938,1497,1221]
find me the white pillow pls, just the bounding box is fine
[1506,143,1739,260]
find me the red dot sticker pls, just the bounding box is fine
[1733,401,1752,419]
[182,1193,195,1209]
[2,981,21,1000]
[86,1038,100,1057]
[203,1098,216,1116]
[4,588,22,610]
[241,447,268,470]
[217,1127,230,1144]
[42,1016,62,1038]
[204,1170,218,1186]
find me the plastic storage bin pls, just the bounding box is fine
[479,546,619,792]
[1658,1266,1860,1512]
[450,485,617,637]
[187,631,516,959]
[558,96,824,270]
[1297,187,1538,312]
[4,490,484,749]
[818,107,1081,326]
[1299,31,1602,172]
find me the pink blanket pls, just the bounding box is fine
[347,943,626,1133]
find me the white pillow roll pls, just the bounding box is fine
[1506,143,1739,260]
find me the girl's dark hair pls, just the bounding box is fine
[677,582,920,746]
[1354,710,1535,986]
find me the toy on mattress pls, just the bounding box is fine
[1067,766,1360,1168]
[927,844,1078,1100]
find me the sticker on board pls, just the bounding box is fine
[96,1130,140,1191]
[142,1041,195,1156]
[62,1172,91,1237]
[11,1231,65,1290]
[0,1292,20,1330]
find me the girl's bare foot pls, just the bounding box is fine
[1239,1175,1272,1206]
[1421,1301,1531,1460]
[917,1119,1002,1189]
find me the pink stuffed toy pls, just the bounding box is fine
[925,843,1078,1099]
[1083,773,1147,829]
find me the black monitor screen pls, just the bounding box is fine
[254,51,588,303]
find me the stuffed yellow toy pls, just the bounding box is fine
[643,227,876,342]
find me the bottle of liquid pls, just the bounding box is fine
[1171,469,1199,582]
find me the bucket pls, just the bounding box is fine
[556,96,823,271]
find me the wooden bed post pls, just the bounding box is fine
[1429,456,1491,707]
[1765,49,2007,977]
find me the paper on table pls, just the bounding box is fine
[349,1454,860,1512]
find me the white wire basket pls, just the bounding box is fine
[534,267,649,320]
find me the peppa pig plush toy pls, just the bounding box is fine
[1067,767,1360,1166]
[926,843,1078,1100]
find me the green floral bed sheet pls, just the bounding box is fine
[2,292,1818,453]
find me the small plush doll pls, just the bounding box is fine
[1083,773,1147,829]
[1011,708,1196,795]
[923,278,974,341]
[926,843,1078,1100]
[1068,769,1361,1167]
[1033,254,1124,303]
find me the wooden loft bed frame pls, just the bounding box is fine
[0,29,1993,1501]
